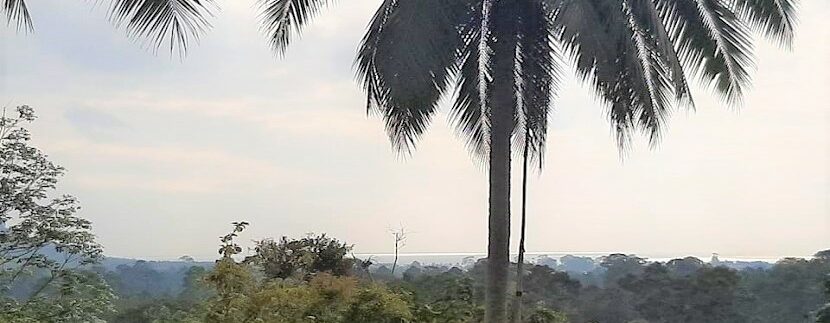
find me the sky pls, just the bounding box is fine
[1,0,827,261]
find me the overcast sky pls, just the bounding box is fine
[1,0,827,260]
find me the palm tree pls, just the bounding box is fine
[3,0,798,321]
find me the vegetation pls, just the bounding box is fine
[2,0,800,320]
[86,217,830,323]
[86,246,830,323]
[816,275,830,323]
[0,106,826,322]
[0,106,115,322]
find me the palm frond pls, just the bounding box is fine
[259,0,331,55]
[2,0,32,31]
[356,0,473,153]
[516,0,561,168]
[731,0,797,48]
[624,0,698,143]
[642,0,695,108]
[556,0,678,148]
[662,0,754,104]
[556,0,632,148]
[450,0,489,160]
[110,0,215,55]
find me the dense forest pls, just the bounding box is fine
[2,108,828,322]
[6,223,829,322]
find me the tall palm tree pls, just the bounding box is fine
[3,0,798,321]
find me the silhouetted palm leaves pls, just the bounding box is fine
[109,0,215,55]
[3,0,31,31]
[260,0,331,54]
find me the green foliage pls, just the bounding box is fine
[620,264,746,323]
[49,217,825,323]
[740,257,830,322]
[817,305,830,323]
[526,307,568,323]
[523,265,581,312]
[201,224,415,323]
[218,221,249,259]
[343,283,414,323]
[600,254,646,287]
[102,261,186,298]
[0,105,114,322]
[244,233,355,280]
[204,260,414,323]
[814,274,830,323]
[108,299,205,323]
[1,270,115,323]
[179,266,214,302]
[412,276,481,323]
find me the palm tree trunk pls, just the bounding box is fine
[510,133,530,323]
[484,2,519,320]
[486,91,512,323]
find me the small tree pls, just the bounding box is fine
[390,227,407,276]
[0,105,114,322]
[245,234,354,280]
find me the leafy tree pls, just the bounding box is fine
[620,264,746,323]
[179,255,196,262]
[689,267,745,323]
[179,265,214,303]
[104,261,179,297]
[342,283,415,323]
[403,263,424,282]
[523,265,581,315]
[601,254,647,287]
[245,234,355,280]
[618,264,680,322]
[666,257,705,277]
[0,105,114,322]
[411,275,482,323]
[740,257,830,322]
[575,286,639,323]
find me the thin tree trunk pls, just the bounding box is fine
[510,133,530,323]
[392,241,399,276]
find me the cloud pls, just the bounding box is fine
[77,89,380,140]
[64,107,128,137]
[50,139,318,194]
